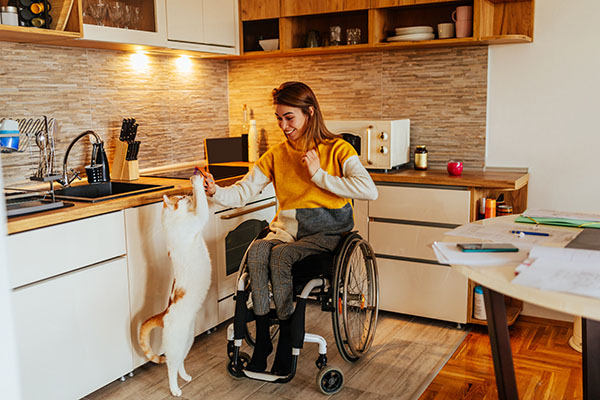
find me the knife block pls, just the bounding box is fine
[111,141,139,180]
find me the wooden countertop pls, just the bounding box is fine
[370,168,529,190]
[6,177,194,235]
[6,168,528,235]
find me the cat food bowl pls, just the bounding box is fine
[259,38,279,51]
[447,160,463,176]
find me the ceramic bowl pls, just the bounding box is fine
[259,38,279,51]
[447,160,463,176]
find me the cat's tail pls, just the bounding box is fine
[139,312,167,364]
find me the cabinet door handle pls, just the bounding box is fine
[366,125,373,165]
[220,201,277,220]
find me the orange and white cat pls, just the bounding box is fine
[139,174,212,397]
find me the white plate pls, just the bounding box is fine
[394,26,434,35]
[387,33,435,42]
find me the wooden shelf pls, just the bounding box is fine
[0,0,82,43]
[467,278,523,327]
[470,304,522,326]
[237,0,534,58]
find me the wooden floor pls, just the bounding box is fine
[85,303,466,400]
[420,316,583,400]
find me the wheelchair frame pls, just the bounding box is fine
[226,231,379,395]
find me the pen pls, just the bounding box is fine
[511,230,550,237]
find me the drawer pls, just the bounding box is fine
[370,185,470,224]
[218,295,235,324]
[370,221,450,261]
[378,258,468,323]
[7,212,126,289]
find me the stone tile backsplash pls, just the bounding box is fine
[1,42,487,186]
[228,46,488,169]
[0,42,229,186]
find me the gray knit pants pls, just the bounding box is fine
[247,232,342,320]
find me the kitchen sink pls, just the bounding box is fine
[53,181,174,203]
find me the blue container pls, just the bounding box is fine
[0,135,20,150]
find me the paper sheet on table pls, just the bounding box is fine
[432,242,529,267]
[512,246,600,299]
[445,222,579,249]
[518,209,600,229]
[523,209,600,222]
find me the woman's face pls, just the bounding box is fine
[275,104,310,143]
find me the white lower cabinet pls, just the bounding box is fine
[13,258,132,400]
[377,258,468,322]
[7,211,132,400]
[125,202,219,369]
[370,183,471,323]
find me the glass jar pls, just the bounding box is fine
[414,145,428,170]
[1,6,19,26]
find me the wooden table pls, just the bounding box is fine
[450,216,600,400]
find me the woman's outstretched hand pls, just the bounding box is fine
[197,167,216,196]
[302,149,320,177]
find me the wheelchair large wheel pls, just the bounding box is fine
[332,233,379,363]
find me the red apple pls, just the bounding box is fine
[447,161,463,176]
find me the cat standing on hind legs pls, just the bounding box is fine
[138,174,212,397]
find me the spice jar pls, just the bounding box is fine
[497,204,513,216]
[1,6,19,26]
[414,145,428,170]
[485,198,496,218]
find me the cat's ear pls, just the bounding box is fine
[163,194,174,209]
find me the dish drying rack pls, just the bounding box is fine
[1,117,69,216]
[1,116,61,182]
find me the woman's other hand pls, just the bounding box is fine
[302,149,320,177]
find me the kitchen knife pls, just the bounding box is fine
[132,141,140,160]
[119,119,128,141]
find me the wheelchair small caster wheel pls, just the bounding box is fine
[227,341,236,360]
[316,365,344,395]
[226,352,251,380]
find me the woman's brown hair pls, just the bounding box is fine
[272,81,337,152]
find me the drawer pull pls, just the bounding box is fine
[220,201,277,220]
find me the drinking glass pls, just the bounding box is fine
[346,28,361,45]
[131,6,141,30]
[87,0,108,26]
[122,4,132,29]
[107,0,125,28]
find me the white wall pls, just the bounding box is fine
[487,0,600,213]
[0,160,22,399]
[487,0,600,321]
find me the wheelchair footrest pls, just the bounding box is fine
[243,370,284,382]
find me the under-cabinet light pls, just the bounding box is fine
[175,55,193,72]
[130,51,149,71]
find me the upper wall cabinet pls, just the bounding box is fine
[0,0,83,43]
[238,0,534,57]
[281,0,369,16]
[240,0,280,21]
[32,0,238,54]
[165,0,238,53]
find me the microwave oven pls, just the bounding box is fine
[326,119,410,171]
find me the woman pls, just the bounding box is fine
[203,81,378,375]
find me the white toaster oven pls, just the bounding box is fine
[326,119,410,171]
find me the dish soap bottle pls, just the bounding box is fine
[241,104,249,136]
[248,109,258,162]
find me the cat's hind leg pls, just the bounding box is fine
[166,358,182,397]
[178,323,195,382]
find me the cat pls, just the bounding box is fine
[138,174,212,397]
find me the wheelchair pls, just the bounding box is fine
[225,229,379,395]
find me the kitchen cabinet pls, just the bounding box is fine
[367,170,529,326]
[165,0,238,53]
[238,0,534,57]
[240,0,280,21]
[50,0,238,54]
[7,211,132,400]
[125,201,219,369]
[281,0,369,17]
[369,183,470,323]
